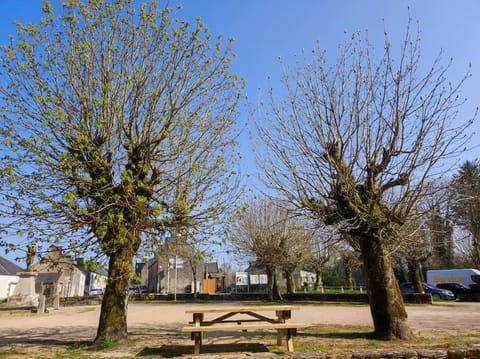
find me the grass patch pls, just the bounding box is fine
[67,342,90,350]
[99,338,118,349]
[282,324,480,355]
[298,289,364,295]
[287,342,333,352]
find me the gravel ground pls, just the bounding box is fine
[0,301,479,358]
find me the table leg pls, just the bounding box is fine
[276,328,285,346]
[275,310,291,346]
[192,312,204,351]
[286,328,297,352]
[192,332,202,354]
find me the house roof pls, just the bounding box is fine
[93,265,108,277]
[245,262,266,273]
[76,258,108,277]
[0,256,23,276]
[37,272,62,284]
[205,262,219,273]
[205,262,224,278]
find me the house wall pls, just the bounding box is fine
[89,272,107,291]
[0,275,18,299]
[147,260,160,293]
[161,258,195,294]
[69,268,85,296]
[31,246,86,297]
[48,269,85,297]
[296,270,317,288]
[144,258,220,294]
[146,258,204,294]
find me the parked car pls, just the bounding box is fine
[89,288,105,296]
[435,282,471,298]
[137,285,148,294]
[399,282,416,294]
[129,285,148,295]
[423,283,455,300]
[399,282,455,300]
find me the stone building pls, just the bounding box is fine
[31,245,85,298]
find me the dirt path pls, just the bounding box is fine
[1,301,479,339]
[1,301,479,358]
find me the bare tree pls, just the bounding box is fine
[256,23,475,339]
[337,245,361,290]
[0,1,242,343]
[281,225,312,294]
[306,226,337,291]
[228,198,311,299]
[392,216,432,293]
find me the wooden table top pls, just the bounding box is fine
[185,305,299,314]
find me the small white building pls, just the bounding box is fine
[77,258,108,295]
[0,256,23,300]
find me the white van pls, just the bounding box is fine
[426,268,480,287]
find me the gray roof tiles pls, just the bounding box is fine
[0,256,24,276]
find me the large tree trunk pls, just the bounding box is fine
[315,269,323,291]
[408,261,424,294]
[95,242,135,344]
[266,265,283,300]
[192,267,199,299]
[345,267,354,290]
[359,233,413,340]
[285,269,296,294]
[272,271,283,300]
[473,232,480,267]
[266,265,275,300]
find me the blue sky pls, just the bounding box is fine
[177,1,480,189]
[1,1,480,266]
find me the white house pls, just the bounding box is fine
[0,256,23,300]
[76,258,108,295]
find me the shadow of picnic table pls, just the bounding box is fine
[138,342,270,358]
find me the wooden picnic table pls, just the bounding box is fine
[182,305,305,354]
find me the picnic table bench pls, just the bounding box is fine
[182,305,306,354]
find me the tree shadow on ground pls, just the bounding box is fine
[0,326,95,345]
[138,343,269,358]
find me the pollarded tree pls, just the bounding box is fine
[281,223,312,294]
[338,245,361,290]
[391,215,431,293]
[0,0,242,343]
[256,23,475,339]
[306,225,337,291]
[228,198,312,299]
